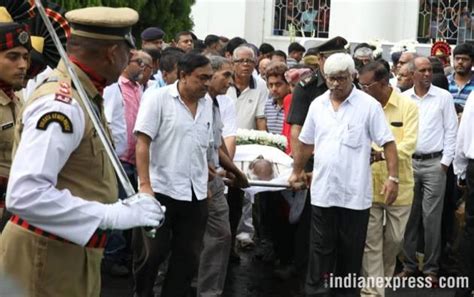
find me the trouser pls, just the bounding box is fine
[440,164,462,273]
[236,193,254,241]
[455,159,474,297]
[305,206,370,297]
[0,177,10,232]
[0,222,103,297]
[403,157,446,274]
[197,177,231,297]
[227,187,243,249]
[133,192,208,297]
[361,203,411,297]
[294,192,311,281]
[259,191,296,264]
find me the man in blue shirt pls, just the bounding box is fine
[448,43,474,111]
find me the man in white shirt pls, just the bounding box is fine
[289,53,398,297]
[133,53,213,297]
[226,44,268,131]
[453,91,474,297]
[197,55,249,297]
[399,57,458,282]
[225,44,268,258]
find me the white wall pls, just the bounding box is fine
[191,0,247,40]
[191,0,269,45]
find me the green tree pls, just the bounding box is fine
[53,0,195,41]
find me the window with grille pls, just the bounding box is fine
[273,0,330,38]
[418,0,474,44]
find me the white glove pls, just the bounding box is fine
[99,193,166,230]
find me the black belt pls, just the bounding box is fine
[412,151,442,160]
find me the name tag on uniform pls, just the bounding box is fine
[1,121,13,130]
[391,122,403,127]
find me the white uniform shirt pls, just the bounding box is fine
[217,94,237,138]
[454,92,474,179]
[403,85,458,166]
[299,87,394,210]
[103,82,127,156]
[21,67,53,102]
[134,82,213,201]
[6,96,108,246]
[226,75,268,129]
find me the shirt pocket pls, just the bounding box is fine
[0,111,14,162]
[341,124,363,149]
[195,122,211,149]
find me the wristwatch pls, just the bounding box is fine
[388,176,399,184]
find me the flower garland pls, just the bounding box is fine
[236,129,287,152]
[390,39,419,54]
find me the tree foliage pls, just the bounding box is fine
[53,0,195,41]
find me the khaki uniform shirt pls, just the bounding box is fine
[6,60,117,245]
[0,90,21,178]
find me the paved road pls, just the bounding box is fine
[101,247,458,297]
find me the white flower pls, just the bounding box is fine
[236,129,287,151]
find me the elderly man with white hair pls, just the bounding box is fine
[289,53,399,297]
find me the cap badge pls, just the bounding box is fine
[18,31,29,45]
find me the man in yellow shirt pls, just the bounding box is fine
[358,61,419,297]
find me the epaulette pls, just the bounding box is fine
[298,72,318,88]
[28,70,73,105]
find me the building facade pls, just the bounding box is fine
[191,0,473,58]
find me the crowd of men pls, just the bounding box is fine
[0,3,474,297]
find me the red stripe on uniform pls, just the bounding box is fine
[20,220,29,229]
[11,215,19,224]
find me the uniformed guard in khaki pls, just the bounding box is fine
[0,88,21,219]
[0,6,139,297]
[0,21,31,230]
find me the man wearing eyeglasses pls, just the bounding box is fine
[285,36,348,287]
[225,44,268,260]
[102,49,152,277]
[104,50,152,180]
[358,61,419,297]
[289,53,398,297]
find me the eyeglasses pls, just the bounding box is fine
[233,58,256,65]
[325,75,350,84]
[358,81,379,89]
[130,58,145,67]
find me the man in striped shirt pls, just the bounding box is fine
[448,43,474,110]
[264,62,290,135]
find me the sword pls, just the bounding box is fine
[34,0,163,236]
